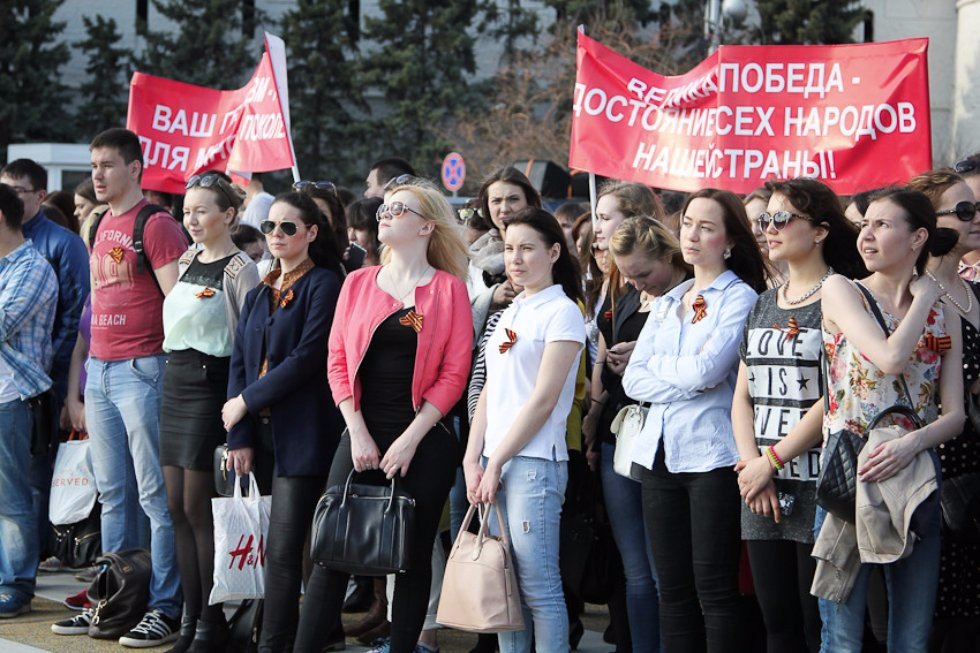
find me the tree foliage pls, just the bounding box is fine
[135,0,257,88]
[75,15,129,136]
[0,0,74,159]
[754,0,865,45]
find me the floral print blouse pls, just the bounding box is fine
[822,284,946,440]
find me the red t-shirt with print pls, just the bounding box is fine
[90,199,188,361]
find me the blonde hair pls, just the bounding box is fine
[597,181,665,222]
[382,180,469,280]
[610,216,690,276]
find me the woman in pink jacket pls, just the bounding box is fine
[295,178,473,653]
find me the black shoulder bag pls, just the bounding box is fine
[816,283,923,522]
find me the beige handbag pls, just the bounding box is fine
[436,502,525,633]
[610,403,648,479]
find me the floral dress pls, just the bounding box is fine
[822,288,945,442]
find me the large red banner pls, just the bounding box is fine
[569,33,931,195]
[127,43,294,194]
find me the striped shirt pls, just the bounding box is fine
[0,240,58,399]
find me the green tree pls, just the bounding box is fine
[134,0,260,88]
[754,0,865,45]
[0,0,74,159]
[279,0,367,184]
[74,15,129,136]
[360,0,482,176]
[476,0,540,63]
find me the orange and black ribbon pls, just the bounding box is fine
[109,246,125,264]
[774,317,801,340]
[399,310,423,333]
[498,328,518,354]
[691,295,708,324]
[922,333,952,353]
[603,309,613,321]
[195,287,216,299]
[279,288,295,309]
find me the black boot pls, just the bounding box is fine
[186,614,229,653]
[165,613,198,653]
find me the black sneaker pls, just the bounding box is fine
[118,609,180,648]
[51,608,94,635]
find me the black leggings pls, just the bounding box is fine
[294,425,458,653]
[639,447,742,653]
[746,539,821,653]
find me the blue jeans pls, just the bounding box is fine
[600,442,661,653]
[85,355,180,618]
[487,456,569,653]
[0,399,38,601]
[814,502,941,653]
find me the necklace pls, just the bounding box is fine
[386,265,430,304]
[927,271,973,315]
[782,267,834,305]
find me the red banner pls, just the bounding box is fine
[569,33,931,195]
[127,44,294,194]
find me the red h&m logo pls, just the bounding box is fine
[228,534,266,570]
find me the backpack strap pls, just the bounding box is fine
[133,204,167,276]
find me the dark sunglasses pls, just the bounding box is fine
[756,210,813,232]
[376,201,425,221]
[954,159,979,175]
[186,173,236,204]
[293,180,337,196]
[936,200,980,222]
[382,174,417,192]
[259,220,302,237]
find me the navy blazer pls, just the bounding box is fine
[227,266,343,476]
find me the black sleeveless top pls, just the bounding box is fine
[358,308,418,443]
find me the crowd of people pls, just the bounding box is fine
[0,124,977,653]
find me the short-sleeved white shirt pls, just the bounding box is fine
[484,284,585,461]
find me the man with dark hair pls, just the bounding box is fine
[59,128,186,645]
[364,157,416,199]
[0,183,58,619]
[241,172,275,229]
[0,159,89,562]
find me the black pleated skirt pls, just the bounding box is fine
[159,348,230,471]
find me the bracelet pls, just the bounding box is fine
[594,360,606,366]
[765,446,785,472]
[590,398,604,405]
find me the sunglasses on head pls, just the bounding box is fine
[382,174,417,192]
[293,180,337,196]
[259,220,302,236]
[954,159,979,175]
[376,201,425,221]
[756,210,813,232]
[457,207,482,221]
[186,173,236,205]
[936,200,980,222]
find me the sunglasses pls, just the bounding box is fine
[186,173,236,205]
[293,180,337,196]
[457,207,482,221]
[756,210,813,232]
[954,159,979,175]
[259,220,303,237]
[382,174,417,192]
[376,201,425,221]
[936,200,980,222]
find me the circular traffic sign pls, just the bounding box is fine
[441,152,466,192]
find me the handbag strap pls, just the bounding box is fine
[853,281,921,423]
[342,468,402,512]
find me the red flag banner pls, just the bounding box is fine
[569,32,931,195]
[127,48,294,194]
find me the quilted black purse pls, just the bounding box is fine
[310,469,416,575]
[816,283,923,522]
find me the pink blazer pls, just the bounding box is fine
[327,266,473,416]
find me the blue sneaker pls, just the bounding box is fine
[0,593,31,619]
[368,637,391,653]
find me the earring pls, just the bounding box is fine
[723,247,732,260]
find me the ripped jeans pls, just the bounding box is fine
[485,455,569,653]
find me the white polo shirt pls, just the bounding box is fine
[484,284,585,462]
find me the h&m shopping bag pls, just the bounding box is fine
[210,472,271,604]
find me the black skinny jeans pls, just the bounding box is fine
[746,539,821,653]
[294,424,459,653]
[639,447,742,653]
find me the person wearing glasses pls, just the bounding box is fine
[906,170,980,652]
[155,171,259,651]
[622,189,767,653]
[731,178,865,653]
[222,191,345,651]
[295,179,472,653]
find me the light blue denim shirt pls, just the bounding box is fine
[623,269,757,473]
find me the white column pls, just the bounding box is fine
[952,0,980,160]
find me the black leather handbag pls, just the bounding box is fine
[310,470,416,575]
[816,283,923,522]
[941,472,980,543]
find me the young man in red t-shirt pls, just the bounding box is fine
[53,129,187,646]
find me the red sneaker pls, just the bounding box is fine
[62,589,90,611]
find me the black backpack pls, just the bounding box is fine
[87,204,187,294]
